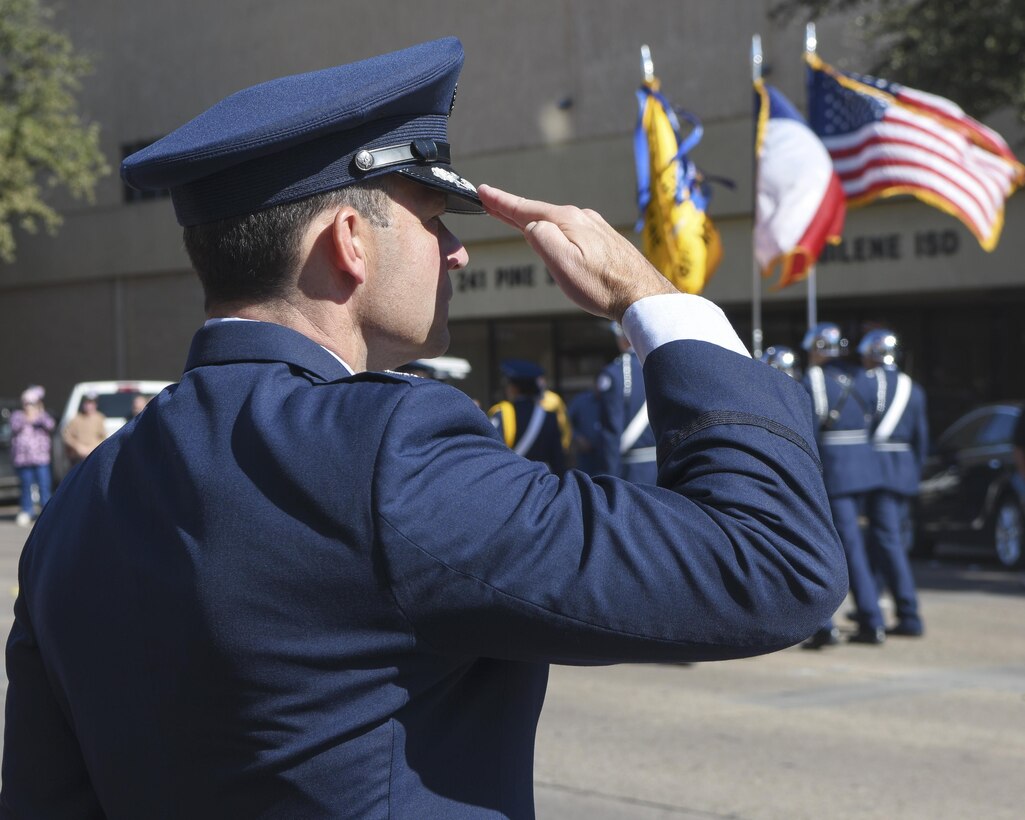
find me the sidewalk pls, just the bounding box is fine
[0,512,31,746]
[0,513,27,613]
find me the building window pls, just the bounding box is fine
[121,139,170,203]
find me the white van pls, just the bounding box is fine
[52,379,173,482]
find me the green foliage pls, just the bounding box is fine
[0,0,109,263]
[771,0,1025,136]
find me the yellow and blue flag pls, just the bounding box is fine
[634,78,721,294]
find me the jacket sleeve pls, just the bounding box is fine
[372,340,846,664]
[2,572,105,816]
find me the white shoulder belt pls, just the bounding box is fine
[514,401,548,456]
[874,372,912,443]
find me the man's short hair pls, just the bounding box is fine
[183,178,392,309]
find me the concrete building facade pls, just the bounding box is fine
[1,0,1022,433]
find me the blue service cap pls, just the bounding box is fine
[500,359,545,381]
[120,37,484,226]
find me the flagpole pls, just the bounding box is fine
[750,35,764,359]
[640,44,654,83]
[804,23,818,332]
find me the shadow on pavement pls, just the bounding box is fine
[911,547,1025,597]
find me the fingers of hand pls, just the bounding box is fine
[523,220,580,271]
[478,185,560,231]
[477,185,673,318]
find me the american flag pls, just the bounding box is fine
[807,54,1024,251]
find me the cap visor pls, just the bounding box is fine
[398,164,485,214]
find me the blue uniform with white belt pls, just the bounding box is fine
[865,366,927,633]
[597,350,658,484]
[804,360,885,633]
[489,396,567,475]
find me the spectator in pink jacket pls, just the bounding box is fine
[10,385,54,527]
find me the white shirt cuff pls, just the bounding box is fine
[621,293,751,365]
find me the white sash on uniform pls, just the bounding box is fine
[514,402,547,456]
[874,372,912,444]
[618,351,654,459]
[807,365,828,424]
[620,402,651,454]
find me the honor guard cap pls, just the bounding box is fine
[500,360,545,382]
[500,356,549,389]
[120,37,484,226]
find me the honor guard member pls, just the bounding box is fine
[568,377,604,476]
[2,38,847,818]
[489,359,567,475]
[860,329,927,636]
[1014,407,1025,483]
[539,382,573,454]
[597,321,658,483]
[760,345,801,380]
[801,322,887,648]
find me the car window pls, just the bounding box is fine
[95,392,138,419]
[0,407,12,446]
[937,413,990,451]
[974,409,1020,446]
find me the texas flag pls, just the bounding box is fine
[754,79,846,289]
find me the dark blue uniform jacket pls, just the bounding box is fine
[567,390,603,476]
[3,320,845,819]
[489,397,566,475]
[803,361,881,497]
[597,351,657,484]
[870,367,929,497]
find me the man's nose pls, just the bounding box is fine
[442,223,469,270]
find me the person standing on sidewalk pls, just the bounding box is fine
[9,386,54,527]
[1012,401,1025,482]
[860,329,927,637]
[489,359,567,475]
[568,377,604,476]
[801,322,886,648]
[597,321,658,483]
[61,392,107,468]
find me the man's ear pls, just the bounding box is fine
[328,206,370,286]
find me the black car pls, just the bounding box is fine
[0,399,22,504]
[916,402,1024,569]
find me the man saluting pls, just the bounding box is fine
[3,38,845,819]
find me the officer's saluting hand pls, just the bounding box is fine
[479,185,678,320]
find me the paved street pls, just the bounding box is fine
[1,513,1022,818]
[533,551,1025,819]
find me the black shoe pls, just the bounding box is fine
[886,623,924,637]
[848,626,886,645]
[802,627,840,650]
